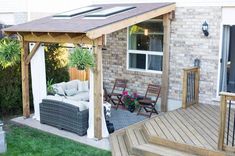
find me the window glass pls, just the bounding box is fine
[129,53,146,70]
[148,55,163,71]
[128,19,163,72]
[129,20,163,52]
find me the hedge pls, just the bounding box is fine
[0,43,69,117]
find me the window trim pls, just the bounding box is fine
[126,20,163,74]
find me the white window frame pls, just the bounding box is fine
[126,19,163,74]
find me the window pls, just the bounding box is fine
[53,7,102,18]
[85,6,136,17]
[219,25,235,93]
[127,19,163,72]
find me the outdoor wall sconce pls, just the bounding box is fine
[194,58,200,68]
[144,29,148,36]
[202,21,209,37]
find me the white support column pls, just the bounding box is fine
[29,43,47,121]
[87,46,109,139]
[87,69,95,138]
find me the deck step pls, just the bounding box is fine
[126,125,196,156]
[142,122,226,156]
[109,129,136,156]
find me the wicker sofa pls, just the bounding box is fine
[40,98,89,136]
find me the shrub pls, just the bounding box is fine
[0,41,69,116]
[0,38,21,68]
[45,44,69,83]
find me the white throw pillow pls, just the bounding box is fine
[78,81,89,92]
[66,80,79,90]
[53,86,65,96]
[55,82,66,91]
[64,88,77,96]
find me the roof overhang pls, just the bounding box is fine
[86,3,175,39]
[3,3,175,43]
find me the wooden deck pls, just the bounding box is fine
[110,104,235,156]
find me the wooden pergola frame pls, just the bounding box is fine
[4,3,175,140]
[16,32,104,139]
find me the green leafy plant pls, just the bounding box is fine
[68,48,95,70]
[47,79,55,95]
[0,38,21,68]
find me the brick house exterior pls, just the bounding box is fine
[103,6,222,110]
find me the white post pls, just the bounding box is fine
[29,43,47,121]
[87,69,95,138]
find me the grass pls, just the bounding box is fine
[1,124,111,156]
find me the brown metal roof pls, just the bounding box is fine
[4,3,175,35]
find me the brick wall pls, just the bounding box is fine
[103,28,162,96]
[103,6,222,106]
[169,6,222,105]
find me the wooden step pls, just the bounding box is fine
[109,129,136,156]
[126,124,196,156]
[142,123,226,156]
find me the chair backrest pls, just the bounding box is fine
[111,79,127,93]
[145,84,161,103]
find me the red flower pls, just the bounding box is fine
[122,91,128,96]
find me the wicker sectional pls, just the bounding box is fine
[40,99,89,136]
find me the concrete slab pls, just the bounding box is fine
[11,116,110,151]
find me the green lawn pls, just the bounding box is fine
[1,124,111,156]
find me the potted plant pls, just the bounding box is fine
[0,38,21,68]
[122,91,139,113]
[68,47,95,81]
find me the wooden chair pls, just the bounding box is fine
[107,79,127,109]
[103,87,109,102]
[137,84,161,118]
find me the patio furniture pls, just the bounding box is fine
[103,87,109,102]
[107,79,127,109]
[137,84,161,118]
[40,98,89,136]
[52,80,89,101]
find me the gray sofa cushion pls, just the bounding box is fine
[64,88,77,96]
[66,80,79,90]
[66,91,89,101]
[63,99,89,111]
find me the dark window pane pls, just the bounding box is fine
[148,55,162,71]
[129,53,146,69]
[129,20,163,52]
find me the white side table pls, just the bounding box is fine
[103,102,112,118]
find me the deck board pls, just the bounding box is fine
[144,104,235,152]
[172,110,205,148]
[156,116,176,141]
[110,104,235,156]
[177,107,217,149]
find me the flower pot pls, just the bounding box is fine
[77,69,87,81]
[128,105,135,113]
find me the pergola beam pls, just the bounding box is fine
[25,42,41,64]
[17,32,102,45]
[19,35,30,118]
[32,32,44,37]
[161,13,171,112]
[93,38,103,140]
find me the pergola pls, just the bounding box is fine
[4,3,175,139]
